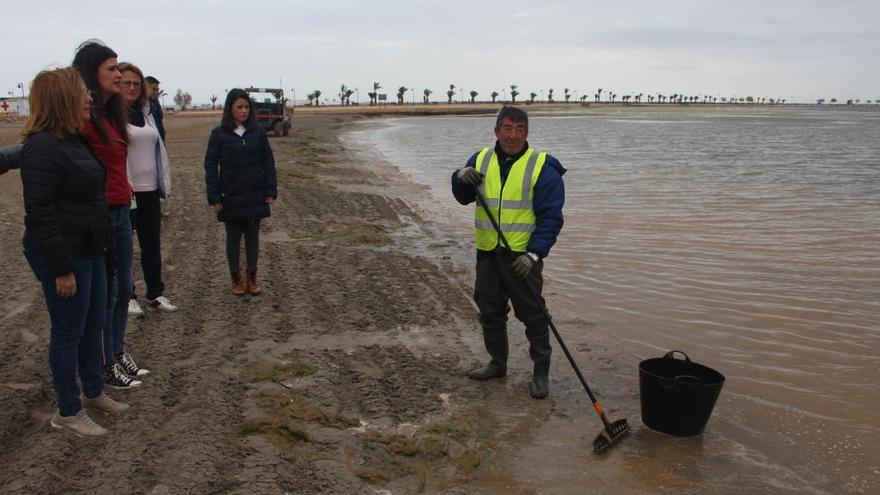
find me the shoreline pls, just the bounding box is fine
[0,114,647,493]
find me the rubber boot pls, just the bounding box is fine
[246,267,261,295]
[231,270,245,296]
[467,325,508,381]
[528,359,550,399]
[526,322,552,399]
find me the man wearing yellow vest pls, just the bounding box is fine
[451,106,566,399]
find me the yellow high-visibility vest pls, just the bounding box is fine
[474,146,547,252]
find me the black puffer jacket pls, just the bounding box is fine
[204,124,277,223]
[21,131,110,277]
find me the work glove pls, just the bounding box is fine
[457,167,483,186]
[512,253,540,278]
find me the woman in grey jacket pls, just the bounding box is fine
[119,62,175,323]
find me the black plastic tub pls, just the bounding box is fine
[639,351,725,437]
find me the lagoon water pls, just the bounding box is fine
[346,107,880,494]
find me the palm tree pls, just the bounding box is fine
[595,88,602,103]
[529,92,537,103]
[446,84,456,104]
[371,81,382,105]
[339,84,349,105]
[579,94,587,103]
[509,85,519,103]
[564,88,571,103]
[491,91,499,103]
[210,94,218,109]
[469,90,478,103]
[423,88,433,104]
[396,86,408,104]
[313,90,322,105]
[344,88,355,105]
[547,88,554,103]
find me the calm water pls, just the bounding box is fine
[346,107,880,494]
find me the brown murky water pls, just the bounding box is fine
[348,106,880,494]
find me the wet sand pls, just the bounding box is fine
[0,114,645,494]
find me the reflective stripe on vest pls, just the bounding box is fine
[473,147,546,251]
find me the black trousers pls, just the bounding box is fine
[132,190,165,300]
[473,249,551,368]
[224,219,261,272]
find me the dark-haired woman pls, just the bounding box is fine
[21,67,128,437]
[73,41,141,389]
[204,89,277,295]
[119,62,175,330]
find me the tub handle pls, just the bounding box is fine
[664,350,691,362]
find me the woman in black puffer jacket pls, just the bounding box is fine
[204,88,277,295]
[21,67,128,437]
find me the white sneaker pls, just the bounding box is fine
[128,299,144,317]
[147,296,178,312]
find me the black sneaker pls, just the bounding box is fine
[118,352,150,377]
[104,363,143,389]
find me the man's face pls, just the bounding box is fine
[494,117,528,156]
[148,82,160,98]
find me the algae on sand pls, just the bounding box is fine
[240,359,317,383]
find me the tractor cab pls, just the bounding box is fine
[244,87,291,137]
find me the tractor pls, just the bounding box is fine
[244,87,292,137]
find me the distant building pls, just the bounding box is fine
[0,97,29,117]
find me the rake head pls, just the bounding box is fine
[592,418,631,454]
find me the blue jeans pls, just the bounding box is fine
[104,204,133,364]
[25,248,107,417]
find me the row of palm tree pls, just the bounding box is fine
[817,98,875,105]
[300,83,792,106]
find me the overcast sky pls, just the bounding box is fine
[3,0,878,105]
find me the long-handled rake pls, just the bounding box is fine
[474,187,630,453]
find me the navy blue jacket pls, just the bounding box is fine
[452,141,566,258]
[204,124,277,223]
[0,144,22,174]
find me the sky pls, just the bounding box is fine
[2,0,878,105]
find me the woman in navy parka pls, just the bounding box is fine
[204,89,277,295]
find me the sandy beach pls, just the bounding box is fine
[0,112,642,494]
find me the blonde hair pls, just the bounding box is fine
[118,62,147,111]
[21,67,86,140]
